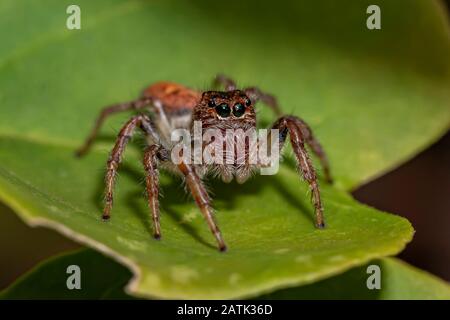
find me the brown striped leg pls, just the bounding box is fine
[76,97,153,157]
[143,144,169,240]
[213,74,237,91]
[271,116,326,228]
[103,114,160,220]
[244,87,282,116]
[178,162,227,252]
[295,119,333,183]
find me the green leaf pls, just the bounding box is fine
[3,249,449,300]
[263,258,450,300]
[0,0,448,299]
[0,137,413,298]
[0,249,133,300]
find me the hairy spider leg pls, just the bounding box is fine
[270,115,326,228]
[75,97,154,157]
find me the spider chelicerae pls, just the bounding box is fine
[76,74,332,252]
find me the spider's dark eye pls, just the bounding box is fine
[215,103,231,118]
[233,103,246,117]
[245,98,252,106]
[208,96,218,108]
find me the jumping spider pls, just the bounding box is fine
[76,74,332,252]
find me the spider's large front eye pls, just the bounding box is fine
[233,103,246,117]
[215,103,231,118]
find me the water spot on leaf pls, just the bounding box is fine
[229,273,242,285]
[274,248,290,254]
[295,255,312,263]
[116,236,145,252]
[329,255,346,262]
[171,265,199,284]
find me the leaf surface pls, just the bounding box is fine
[3,249,449,300]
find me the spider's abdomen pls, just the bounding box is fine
[142,82,201,111]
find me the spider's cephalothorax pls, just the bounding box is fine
[76,75,332,252]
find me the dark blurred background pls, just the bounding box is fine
[354,130,450,281]
[0,2,449,290]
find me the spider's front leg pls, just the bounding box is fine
[294,118,332,184]
[178,162,227,252]
[102,114,160,221]
[271,116,331,228]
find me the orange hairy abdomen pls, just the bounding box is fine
[143,82,201,111]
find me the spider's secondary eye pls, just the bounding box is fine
[233,103,246,117]
[208,96,218,108]
[245,98,252,106]
[215,103,231,118]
